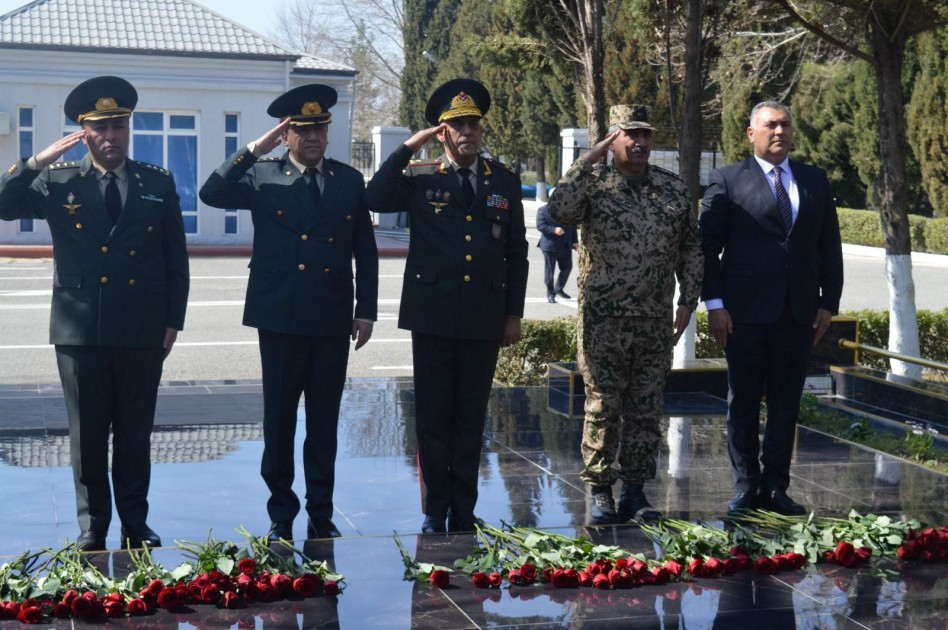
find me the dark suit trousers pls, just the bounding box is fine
[411,332,501,520]
[55,345,164,532]
[258,330,349,523]
[542,250,573,296]
[724,304,814,493]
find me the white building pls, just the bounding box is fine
[0,0,356,246]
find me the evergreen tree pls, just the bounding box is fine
[907,28,948,218]
[400,0,462,132]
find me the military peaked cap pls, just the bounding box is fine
[268,84,337,125]
[64,76,137,124]
[425,78,491,125]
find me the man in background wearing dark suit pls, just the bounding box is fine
[200,84,378,541]
[0,76,190,551]
[365,79,529,534]
[535,202,578,302]
[699,100,843,517]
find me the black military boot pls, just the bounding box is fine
[588,485,619,525]
[618,483,661,523]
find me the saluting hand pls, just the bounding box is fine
[404,124,447,153]
[33,130,85,169]
[253,119,292,155]
[581,130,621,165]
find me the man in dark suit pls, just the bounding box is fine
[365,79,529,534]
[200,84,378,541]
[535,202,578,302]
[699,100,843,517]
[0,76,190,551]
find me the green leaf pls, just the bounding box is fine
[216,557,235,576]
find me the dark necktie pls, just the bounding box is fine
[306,167,321,206]
[772,166,793,232]
[104,171,122,224]
[457,167,475,207]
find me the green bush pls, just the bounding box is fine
[923,217,948,253]
[836,207,948,253]
[495,309,948,385]
[494,317,578,386]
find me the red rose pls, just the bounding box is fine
[897,541,917,560]
[293,576,320,597]
[488,572,503,588]
[754,557,777,574]
[323,580,341,596]
[270,573,294,597]
[201,585,221,604]
[61,590,80,606]
[772,553,793,571]
[552,569,575,588]
[237,557,256,576]
[730,546,750,557]
[543,567,555,583]
[127,598,148,616]
[629,559,649,575]
[664,560,683,578]
[614,558,629,572]
[16,606,42,624]
[507,568,524,585]
[854,547,873,564]
[592,574,611,590]
[520,563,538,584]
[222,591,241,609]
[833,542,856,567]
[146,578,164,596]
[70,596,93,618]
[429,570,450,589]
[651,566,672,584]
[157,587,179,610]
[103,600,126,618]
[577,571,593,587]
[704,557,724,578]
[53,603,71,618]
[688,558,705,577]
[786,553,806,569]
[472,572,490,588]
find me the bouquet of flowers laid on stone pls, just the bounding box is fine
[0,527,344,624]
[393,532,452,588]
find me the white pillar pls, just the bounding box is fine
[372,126,411,228]
[560,129,589,177]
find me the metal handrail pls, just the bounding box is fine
[838,339,948,371]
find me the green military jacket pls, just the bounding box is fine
[0,155,190,347]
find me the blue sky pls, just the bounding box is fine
[0,0,281,36]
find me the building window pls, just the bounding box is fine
[17,107,35,233]
[224,114,239,235]
[131,111,199,234]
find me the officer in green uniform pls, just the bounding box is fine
[365,79,529,534]
[200,84,378,542]
[0,76,190,551]
[550,104,703,526]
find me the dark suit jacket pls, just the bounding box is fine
[536,203,578,254]
[365,145,528,340]
[0,155,189,347]
[200,148,378,337]
[699,157,843,325]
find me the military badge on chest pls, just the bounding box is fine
[63,192,82,215]
[425,188,450,214]
[486,195,510,240]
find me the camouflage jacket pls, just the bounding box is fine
[548,158,703,317]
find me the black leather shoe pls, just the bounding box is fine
[421,515,446,534]
[556,290,571,299]
[447,514,484,533]
[727,491,758,517]
[120,523,161,548]
[618,484,661,523]
[76,529,107,552]
[266,521,293,541]
[547,295,556,303]
[307,517,342,539]
[759,488,806,516]
[588,486,618,525]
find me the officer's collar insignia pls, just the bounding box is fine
[301,101,322,115]
[438,162,448,174]
[482,160,491,177]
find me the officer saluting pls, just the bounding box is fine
[0,76,190,551]
[200,84,378,542]
[365,79,529,534]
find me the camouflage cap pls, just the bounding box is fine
[610,104,655,131]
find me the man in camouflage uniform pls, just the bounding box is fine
[549,104,703,525]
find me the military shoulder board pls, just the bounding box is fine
[258,157,281,162]
[50,161,80,170]
[135,161,171,176]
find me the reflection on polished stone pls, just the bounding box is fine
[0,381,944,628]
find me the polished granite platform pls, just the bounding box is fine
[0,379,945,629]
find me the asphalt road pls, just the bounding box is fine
[2,202,946,384]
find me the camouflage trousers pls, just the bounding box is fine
[577,314,672,487]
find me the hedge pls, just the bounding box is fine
[838,207,948,254]
[495,309,948,385]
